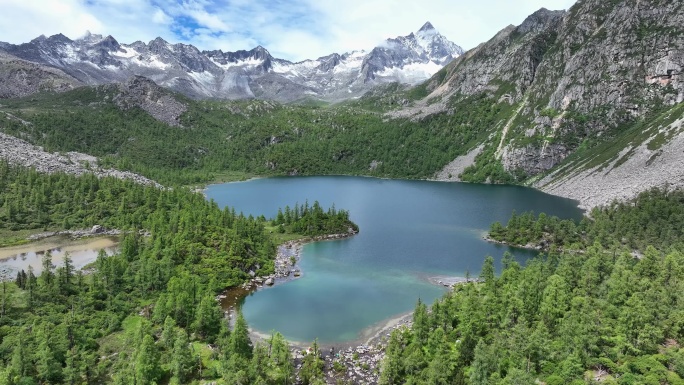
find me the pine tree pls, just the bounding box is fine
[266,332,294,384]
[161,316,177,349]
[58,252,75,294]
[230,311,253,359]
[300,340,324,385]
[171,330,195,384]
[192,292,223,342]
[36,324,62,384]
[412,299,429,347]
[40,250,55,289]
[135,334,161,385]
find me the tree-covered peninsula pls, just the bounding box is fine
[0,163,357,384]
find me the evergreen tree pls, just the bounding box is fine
[39,250,55,289]
[135,334,161,385]
[265,332,294,384]
[230,311,253,359]
[171,330,195,384]
[300,340,324,385]
[161,316,177,350]
[192,292,223,342]
[35,324,62,384]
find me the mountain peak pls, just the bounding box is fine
[150,37,169,45]
[418,22,435,33]
[517,8,566,34]
[1,23,463,102]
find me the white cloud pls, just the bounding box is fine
[302,0,578,57]
[152,8,172,25]
[0,0,578,61]
[0,0,102,43]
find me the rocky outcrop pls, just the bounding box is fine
[26,226,122,241]
[399,0,684,207]
[503,0,684,177]
[501,143,568,175]
[0,131,161,187]
[0,51,81,98]
[113,76,187,127]
[391,8,565,121]
[437,8,564,102]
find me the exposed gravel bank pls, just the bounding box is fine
[432,145,483,181]
[536,119,684,210]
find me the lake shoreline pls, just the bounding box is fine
[224,231,470,351]
[482,234,546,251]
[202,173,589,215]
[207,174,581,383]
[219,231,360,331]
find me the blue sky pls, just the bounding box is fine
[0,0,576,62]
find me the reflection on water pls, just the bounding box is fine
[0,236,119,275]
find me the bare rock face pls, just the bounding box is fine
[499,0,684,175]
[426,8,566,104]
[501,143,569,175]
[0,52,81,98]
[113,76,187,127]
[402,1,684,183]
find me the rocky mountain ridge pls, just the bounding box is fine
[0,23,462,103]
[2,0,682,211]
[405,1,684,209]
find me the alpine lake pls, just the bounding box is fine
[205,176,582,345]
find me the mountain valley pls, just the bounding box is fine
[0,1,680,209]
[1,1,684,384]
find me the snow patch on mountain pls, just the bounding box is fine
[376,61,443,84]
[0,22,462,102]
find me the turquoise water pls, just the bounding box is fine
[205,176,582,344]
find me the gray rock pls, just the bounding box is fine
[0,132,161,188]
[113,76,187,127]
[0,23,462,103]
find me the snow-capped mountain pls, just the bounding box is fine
[0,23,463,102]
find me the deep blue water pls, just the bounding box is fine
[205,176,582,343]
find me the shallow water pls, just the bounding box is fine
[206,176,582,344]
[0,236,119,276]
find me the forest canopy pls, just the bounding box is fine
[381,187,684,385]
[0,164,356,384]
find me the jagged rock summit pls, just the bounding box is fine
[0,22,462,102]
[360,21,464,84]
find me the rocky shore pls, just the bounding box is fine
[482,234,549,251]
[248,232,359,289]
[216,230,481,385]
[287,313,415,385]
